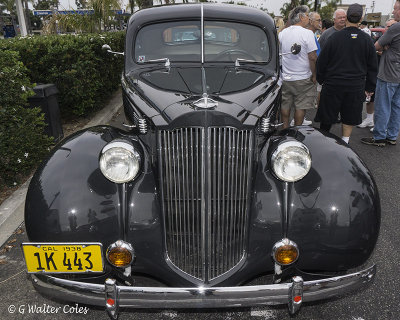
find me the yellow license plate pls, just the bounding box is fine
[22,243,104,273]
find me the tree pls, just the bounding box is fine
[134,0,152,9]
[75,0,88,9]
[0,0,16,15]
[280,0,313,22]
[318,0,342,21]
[33,0,59,10]
[88,0,122,31]
[279,0,341,23]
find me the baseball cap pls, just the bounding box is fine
[347,3,363,20]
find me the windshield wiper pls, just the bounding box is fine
[235,58,268,67]
[139,58,170,68]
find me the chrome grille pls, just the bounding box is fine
[158,127,253,281]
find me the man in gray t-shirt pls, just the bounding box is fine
[361,0,400,146]
[319,9,346,50]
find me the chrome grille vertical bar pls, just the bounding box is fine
[201,127,206,281]
[225,128,232,271]
[220,128,226,276]
[184,128,191,275]
[190,128,195,277]
[179,129,186,271]
[243,131,254,252]
[165,131,173,262]
[229,129,236,268]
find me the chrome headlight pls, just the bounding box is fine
[271,141,311,182]
[99,140,141,183]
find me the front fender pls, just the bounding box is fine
[249,127,380,271]
[25,126,161,253]
[25,126,123,244]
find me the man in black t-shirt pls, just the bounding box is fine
[314,3,378,144]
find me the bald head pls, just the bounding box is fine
[333,9,346,30]
[386,19,396,29]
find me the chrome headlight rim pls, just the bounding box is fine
[106,240,135,268]
[100,140,141,184]
[272,238,299,266]
[271,140,311,182]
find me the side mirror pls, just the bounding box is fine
[102,44,124,56]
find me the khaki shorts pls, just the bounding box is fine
[281,78,317,110]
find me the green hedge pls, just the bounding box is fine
[0,32,125,117]
[0,50,53,185]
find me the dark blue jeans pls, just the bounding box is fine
[373,79,400,141]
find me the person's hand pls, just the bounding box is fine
[311,75,317,84]
[365,91,374,102]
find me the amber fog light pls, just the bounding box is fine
[272,238,299,265]
[106,240,135,267]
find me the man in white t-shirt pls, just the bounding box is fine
[279,5,318,128]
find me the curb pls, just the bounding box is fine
[0,89,123,247]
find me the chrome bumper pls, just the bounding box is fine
[31,265,375,318]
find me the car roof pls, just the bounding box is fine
[128,3,275,29]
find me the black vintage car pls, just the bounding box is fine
[23,4,380,319]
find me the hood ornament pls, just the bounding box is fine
[193,93,218,109]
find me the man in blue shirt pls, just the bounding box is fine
[308,12,322,56]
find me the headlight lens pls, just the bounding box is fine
[100,141,140,183]
[271,141,311,182]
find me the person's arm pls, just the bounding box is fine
[366,40,378,93]
[375,41,384,52]
[316,38,331,85]
[308,51,317,83]
[375,24,397,52]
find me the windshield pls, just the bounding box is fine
[134,20,270,63]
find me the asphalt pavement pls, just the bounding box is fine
[0,105,399,320]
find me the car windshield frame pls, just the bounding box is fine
[133,19,271,65]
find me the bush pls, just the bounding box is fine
[0,50,53,186]
[0,32,125,117]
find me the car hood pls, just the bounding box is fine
[124,66,280,127]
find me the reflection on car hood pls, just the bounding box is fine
[138,66,264,96]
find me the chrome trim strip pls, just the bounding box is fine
[31,265,376,309]
[201,3,204,64]
[283,182,289,238]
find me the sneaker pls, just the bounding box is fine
[290,118,312,126]
[386,139,397,145]
[357,118,374,128]
[360,137,386,147]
